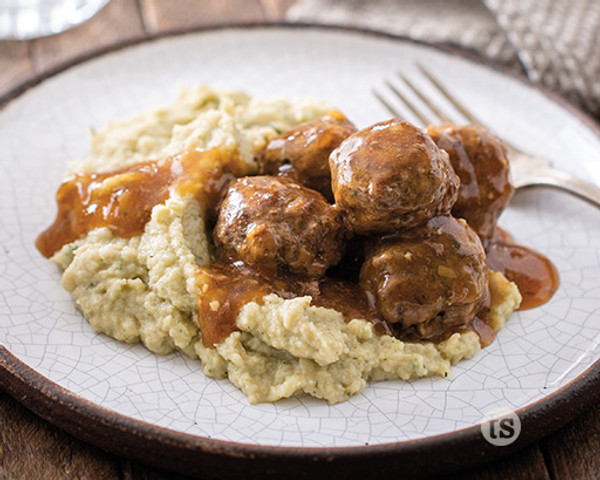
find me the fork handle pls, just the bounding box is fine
[514,167,600,209]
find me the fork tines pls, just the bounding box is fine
[374,64,484,129]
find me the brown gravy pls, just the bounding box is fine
[486,241,559,310]
[195,260,392,347]
[195,258,512,348]
[196,233,560,348]
[470,315,496,348]
[36,147,248,258]
[37,148,560,349]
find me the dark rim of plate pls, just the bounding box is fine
[1,23,600,480]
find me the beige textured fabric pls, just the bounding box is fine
[286,0,600,118]
[486,0,600,116]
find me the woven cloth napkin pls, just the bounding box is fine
[286,0,600,120]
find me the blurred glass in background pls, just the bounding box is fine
[0,0,110,40]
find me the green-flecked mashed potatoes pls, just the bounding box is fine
[49,86,521,404]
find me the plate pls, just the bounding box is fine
[1,25,600,478]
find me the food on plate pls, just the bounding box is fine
[36,86,557,404]
[257,113,356,200]
[426,123,514,243]
[360,215,489,342]
[213,175,347,275]
[35,148,247,259]
[329,119,459,234]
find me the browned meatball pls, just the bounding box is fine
[360,215,489,342]
[329,119,459,234]
[257,113,357,201]
[426,123,514,243]
[213,176,347,276]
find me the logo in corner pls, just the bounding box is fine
[480,407,521,447]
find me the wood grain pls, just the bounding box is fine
[258,0,298,20]
[541,401,600,479]
[139,0,266,34]
[30,0,146,74]
[121,459,193,480]
[0,41,34,100]
[447,444,550,480]
[0,391,120,480]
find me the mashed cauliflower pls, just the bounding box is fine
[50,86,521,404]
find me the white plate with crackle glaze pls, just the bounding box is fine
[1,25,600,479]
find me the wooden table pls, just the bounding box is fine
[1,1,599,478]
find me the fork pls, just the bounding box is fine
[373,64,600,209]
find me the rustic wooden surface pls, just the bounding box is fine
[0,0,599,478]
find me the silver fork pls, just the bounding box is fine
[373,64,600,209]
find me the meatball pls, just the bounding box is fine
[329,119,459,234]
[213,176,347,276]
[360,215,489,341]
[426,123,514,243]
[257,113,357,201]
